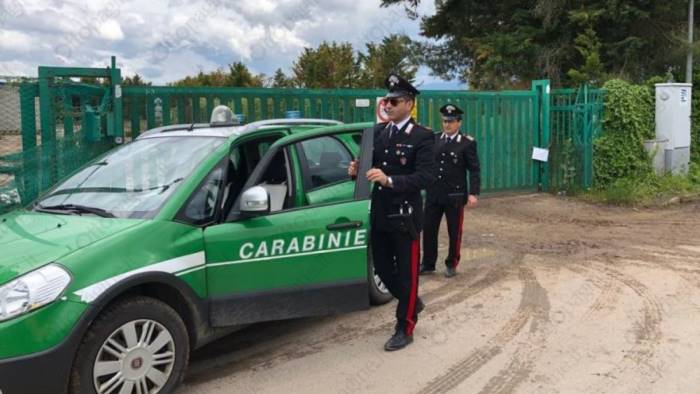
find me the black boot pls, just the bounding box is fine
[419,264,435,275]
[444,266,457,278]
[384,330,413,351]
[416,297,425,314]
[394,298,425,332]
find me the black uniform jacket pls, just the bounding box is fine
[370,119,436,232]
[426,132,481,205]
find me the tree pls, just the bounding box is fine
[172,69,227,87]
[381,0,692,88]
[358,34,418,88]
[271,68,295,88]
[122,74,151,86]
[292,41,360,88]
[226,62,264,87]
[172,63,265,87]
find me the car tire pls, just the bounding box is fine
[368,250,393,305]
[69,296,190,394]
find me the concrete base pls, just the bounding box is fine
[665,147,690,175]
[644,139,668,175]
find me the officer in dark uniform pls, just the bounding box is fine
[420,104,480,278]
[348,74,435,351]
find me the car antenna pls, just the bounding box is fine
[188,123,195,131]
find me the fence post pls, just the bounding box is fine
[19,83,39,202]
[532,80,551,191]
[37,67,57,190]
[110,56,124,142]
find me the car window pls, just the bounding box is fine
[180,166,225,225]
[36,136,225,219]
[297,136,352,190]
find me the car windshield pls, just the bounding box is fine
[35,136,225,219]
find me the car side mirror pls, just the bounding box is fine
[240,186,270,217]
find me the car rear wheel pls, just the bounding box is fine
[69,296,190,394]
[368,251,393,305]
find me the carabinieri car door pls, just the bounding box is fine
[202,127,372,327]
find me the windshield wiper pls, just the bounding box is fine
[35,204,115,218]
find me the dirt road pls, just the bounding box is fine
[178,193,700,394]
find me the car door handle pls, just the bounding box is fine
[326,221,363,231]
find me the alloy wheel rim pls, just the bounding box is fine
[374,272,389,294]
[93,319,176,394]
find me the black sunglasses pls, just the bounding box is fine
[385,97,408,106]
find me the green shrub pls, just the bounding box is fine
[584,164,700,206]
[593,79,654,187]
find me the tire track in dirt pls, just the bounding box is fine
[185,259,511,383]
[417,264,547,394]
[582,261,664,393]
[476,267,551,394]
[565,264,621,317]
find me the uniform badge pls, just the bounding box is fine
[400,156,407,165]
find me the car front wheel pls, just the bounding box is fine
[368,252,393,305]
[69,296,190,394]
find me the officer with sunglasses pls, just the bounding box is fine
[420,104,480,278]
[348,74,435,351]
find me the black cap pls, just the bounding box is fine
[439,104,463,120]
[384,73,420,98]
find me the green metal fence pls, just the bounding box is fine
[551,86,605,191]
[0,60,603,213]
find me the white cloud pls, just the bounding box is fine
[97,19,124,41]
[0,0,439,84]
[0,30,38,52]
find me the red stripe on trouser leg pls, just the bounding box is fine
[454,207,465,268]
[405,239,420,336]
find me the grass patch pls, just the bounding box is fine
[581,164,700,206]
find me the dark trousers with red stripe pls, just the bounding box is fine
[422,200,465,269]
[371,229,420,335]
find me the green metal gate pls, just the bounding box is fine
[0,58,603,212]
[551,85,605,191]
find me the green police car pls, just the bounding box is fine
[0,107,390,394]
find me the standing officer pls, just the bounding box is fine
[420,104,480,278]
[349,74,435,351]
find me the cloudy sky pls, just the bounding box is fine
[0,0,461,88]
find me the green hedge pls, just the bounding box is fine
[593,79,653,187]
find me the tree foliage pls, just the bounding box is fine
[381,0,693,88]
[358,34,418,88]
[271,68,295,88]
[172,62,264,87]
[292,42,359,88]
[171,35,416,89]
[122,74,151,86]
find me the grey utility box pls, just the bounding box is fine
[653,83,692,175]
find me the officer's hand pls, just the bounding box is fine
[467,195,478,208]
[366,168,389,186]
[348,160,358,177]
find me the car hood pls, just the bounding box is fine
[0,210,143,285]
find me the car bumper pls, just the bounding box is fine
[0,304,95,394]
[0,338,75,394]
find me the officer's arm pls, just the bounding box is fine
[465,140,481,195]
[391,132,436,193]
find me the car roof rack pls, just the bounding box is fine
[238,118,343,134]
[137,118,344,140]
[137,123,211,138]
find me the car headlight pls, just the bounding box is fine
[0,264,71,322]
